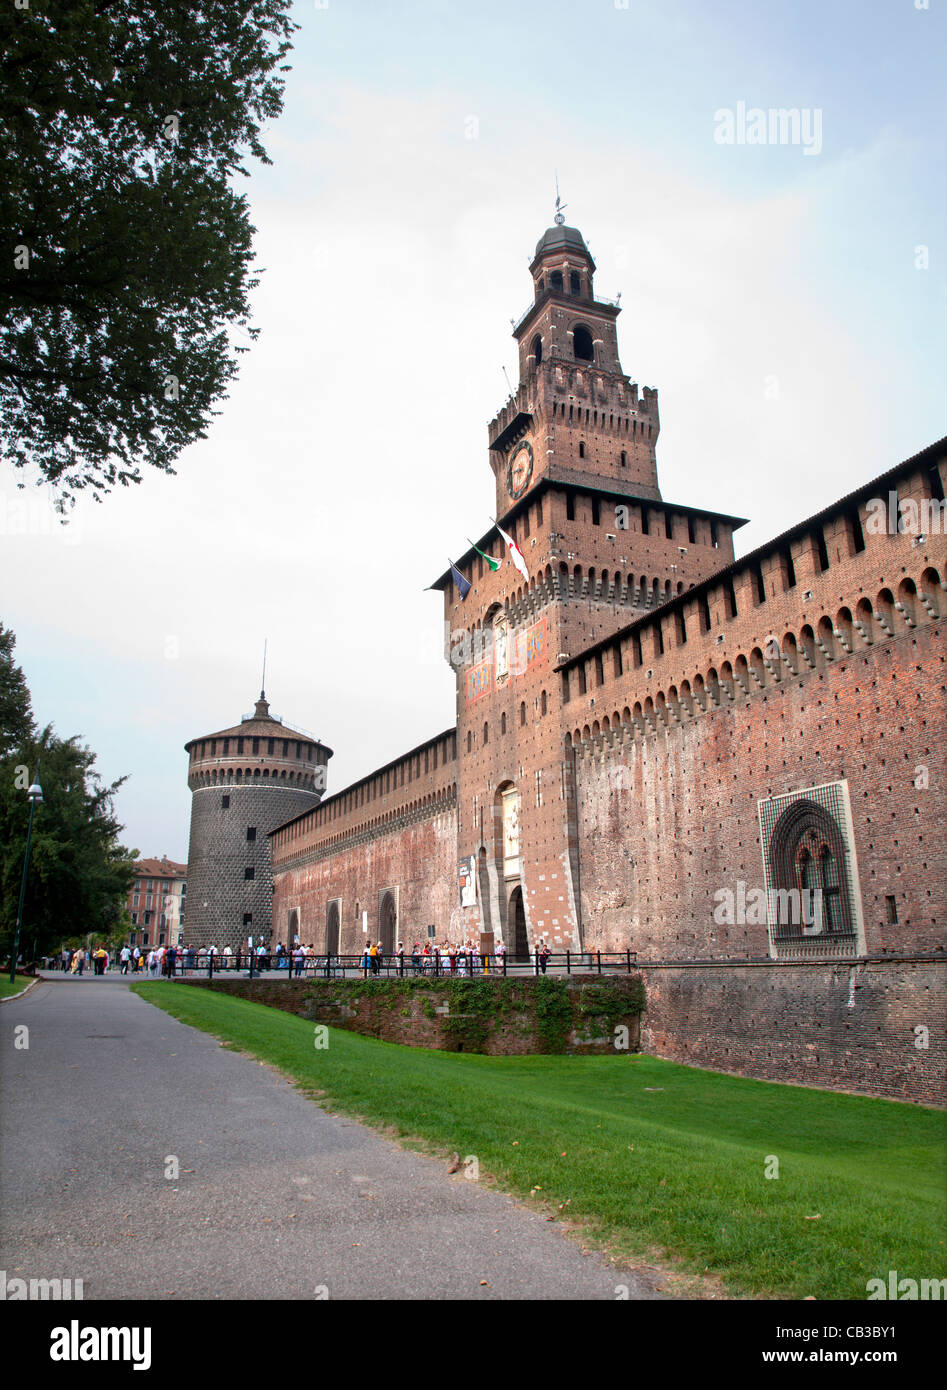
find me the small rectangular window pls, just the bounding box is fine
[753,562,766,604]
[247,827,257,842]
[566,493,575,522]
[640,507,649,536]
[591,496,600,526]
[885,895,898,924]
[815,529,830,572]
[221,795,230,810]
[244,867,255,880]
[243,913,253,927]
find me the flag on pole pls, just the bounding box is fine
[467,538,501,573]
[449,560,471,599]
[494,522,529,582]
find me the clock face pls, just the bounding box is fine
[507,441,533,498]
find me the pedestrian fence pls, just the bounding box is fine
[112,949,639,981]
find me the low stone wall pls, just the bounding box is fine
[639,956,945,1106]
[183,974,644,1055]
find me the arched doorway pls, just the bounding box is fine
[379,891,397,954]
[288,908,299,944]
[325,901,339,955]
[509,886,529,960]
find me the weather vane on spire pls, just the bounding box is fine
[554,172,566,226]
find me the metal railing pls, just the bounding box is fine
[131,949,640,981]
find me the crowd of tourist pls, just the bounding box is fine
[46,938,556,978]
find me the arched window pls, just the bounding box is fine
[520,701,527,725]
[550,270,564,292]
[573,325,594,361]
[569,271,581,295]
[501,712,507,735]
[540,690,547,716]
[531,333,542,366]
[767,798,854,944]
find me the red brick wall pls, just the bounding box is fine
[271,729,459,951]
[573,619,946,959]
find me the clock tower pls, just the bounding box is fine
[488,219,660,517]
[433,212,744,962]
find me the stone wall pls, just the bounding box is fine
[639,957,945,1106]
[184,974,644,1056]
[185,782,321,947]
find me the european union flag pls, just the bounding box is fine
[449,560,471,600]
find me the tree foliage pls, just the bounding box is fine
[0,622,137,956]
[0,0,297,504]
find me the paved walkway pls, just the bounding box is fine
[0,977,665,1300]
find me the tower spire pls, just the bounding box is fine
[253,639,270,718]
[554,172,566,226]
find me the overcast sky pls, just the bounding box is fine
[2,0,944,863]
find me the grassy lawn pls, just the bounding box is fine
[133,980,945,1300]
[0,975,37,999]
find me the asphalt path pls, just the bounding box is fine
[1,976,665,1301]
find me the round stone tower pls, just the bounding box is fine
[184,691,332,949]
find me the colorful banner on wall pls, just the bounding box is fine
[459,856,477,908]
[464,617,547,700]
[512,616,548,678]
[466,659,492,703]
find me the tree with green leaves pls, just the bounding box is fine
[0,622,137,959]
[1,0,297,506]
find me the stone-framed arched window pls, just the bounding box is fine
[761,788,860,954]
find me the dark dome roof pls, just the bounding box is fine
[533,224,591,259]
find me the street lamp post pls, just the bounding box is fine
[9,765,43,985]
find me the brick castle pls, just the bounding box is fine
[188,217,946,1103]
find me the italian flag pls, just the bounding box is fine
[467,538,501,573]
[495,522,529,582]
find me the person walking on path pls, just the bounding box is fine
[119,945,131,976]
